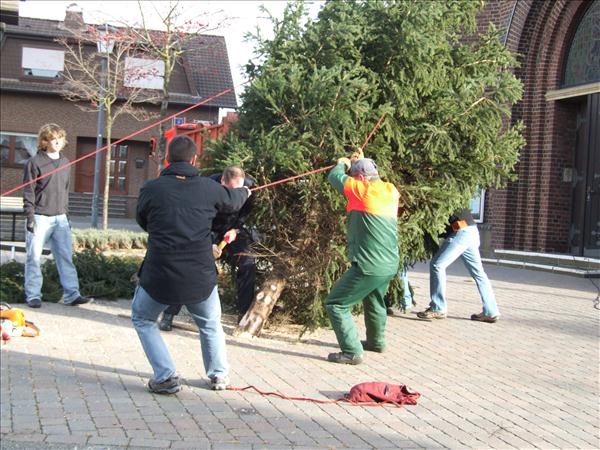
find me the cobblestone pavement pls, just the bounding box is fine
[1,263,599,449]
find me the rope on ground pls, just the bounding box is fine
[226,385,407,407]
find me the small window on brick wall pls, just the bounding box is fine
[469,187,485,223]
[0,132,38,167]
[22,47,65,78]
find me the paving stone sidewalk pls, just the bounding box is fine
[1,263,599,450]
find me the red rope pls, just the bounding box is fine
[359,113,386,151]
[250,113,387,192]
[0,85,243,197]
[2,98,386,197]
[250,164,335,192]
[227,385,407,408]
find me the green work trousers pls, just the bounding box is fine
[325,263,395,356]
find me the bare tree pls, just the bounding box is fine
[125,1,229,168]
[58,25,158,230]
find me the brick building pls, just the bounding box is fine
[476,0,599,258]
[0,4,237,218]
[1,1,598,258]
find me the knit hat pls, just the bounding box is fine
[350,158,379,177]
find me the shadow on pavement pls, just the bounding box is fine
[228,339,326,362]
[2,348,430,449]
[410,261,598,295]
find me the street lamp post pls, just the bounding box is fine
[91,24,115,229]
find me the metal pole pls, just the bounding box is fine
[91,56,107,228]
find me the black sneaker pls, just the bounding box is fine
[361,340,385,353]
[66,296,94,306]
[327,352,363,365]
[148,376,181,394]
[159,313,174,331]
[26,298,42,308]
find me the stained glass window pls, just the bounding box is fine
[563,1,600,88]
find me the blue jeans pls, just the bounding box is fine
[25,214,80,303]
[399,267,413,310]
[429,225,499,317]
[131,285,229,383]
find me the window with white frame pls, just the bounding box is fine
[123,57,164,90]
[469,187,485,223]
[0,132,38,167]
[22,47,65,78]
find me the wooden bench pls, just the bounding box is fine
[0,196,25,241]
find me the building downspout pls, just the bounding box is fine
[503,0,519,47]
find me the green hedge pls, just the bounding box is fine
[72,229,147,251]
[0,250,142,304]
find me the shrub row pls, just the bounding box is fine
[0,250,142,304]
[72,229,147,251]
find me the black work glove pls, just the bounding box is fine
[26,218,36,234]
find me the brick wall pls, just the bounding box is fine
[477,0,591,254]
[0,91,218,200]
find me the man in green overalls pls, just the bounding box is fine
[326,153,400,364]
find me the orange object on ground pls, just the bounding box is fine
[0,303,25,328]
[0,303,40,337]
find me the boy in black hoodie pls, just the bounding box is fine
[23,123,92,308]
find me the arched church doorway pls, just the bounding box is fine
[558,1,600,257]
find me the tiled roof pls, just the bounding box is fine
[2,16,75,38]
[1,16,237,108]
[183,35,237,107]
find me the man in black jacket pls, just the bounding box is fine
[159,166,257,330]
[131,136,251,394]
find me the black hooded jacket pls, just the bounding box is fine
[136,162,250,304]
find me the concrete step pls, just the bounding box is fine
[68,193,128,218]
[69,204,127,212]
[493,249,600,270]
[483,250,600,278]
[0,216,26,241]
[69,209,127,218]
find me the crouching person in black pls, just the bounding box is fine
[159,165,257,330]
[131,136,251,394]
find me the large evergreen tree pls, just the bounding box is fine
[205,0,524,330]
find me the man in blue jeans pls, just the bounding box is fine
[23,123,92,308]
[385,266,415,315]
[417,209,499,323]
[132,136,251,394]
